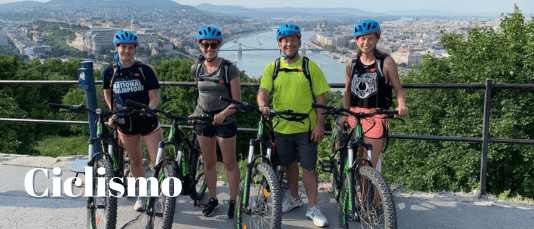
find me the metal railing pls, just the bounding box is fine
[1,79,534,197]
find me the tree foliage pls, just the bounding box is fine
[385,6,534,198]
[0,55,81,154]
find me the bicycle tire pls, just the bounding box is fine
[146,164,177,229]
[87,159,117,229]
[331,125,346,201]
[190,150,207,200]
[236,162,282,229]
[339,166,397,229]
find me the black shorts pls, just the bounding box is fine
[274,131,318,171]
[117,115,160,137]
[194,120,237,138]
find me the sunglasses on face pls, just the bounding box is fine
[200,42,220,49]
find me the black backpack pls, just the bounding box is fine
[272,56,314,101]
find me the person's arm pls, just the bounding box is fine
[311,92,327,142]
[217,76,241,121]
[344,62,352,110]
[147,89,159,108]
[257,88,270,117]
[104,89,114,110]
[384,56,408,116]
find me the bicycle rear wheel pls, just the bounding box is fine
[339,166,397,229]
[236,162,282,229]
[87,159,117,229]
[146,164,177,229]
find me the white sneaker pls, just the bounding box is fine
[134,196,147,211]
[282,195,303,213]
[306,205,328,228]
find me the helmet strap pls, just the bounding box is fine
[280,50,299,60]
[201,53,218,63]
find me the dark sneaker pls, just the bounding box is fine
[202,198,219,217]
[228,200,236,219]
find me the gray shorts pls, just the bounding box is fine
[274,132,318,171]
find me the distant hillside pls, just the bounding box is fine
[45,0,197,11]
[1,1,45,8]
[194,4,382,18]
[385,9,500,17]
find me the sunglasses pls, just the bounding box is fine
[200,42,220,49]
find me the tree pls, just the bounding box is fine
[384,6,534,198]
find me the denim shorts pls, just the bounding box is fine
[194,120,237,138]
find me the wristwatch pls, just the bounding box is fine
[260,104,268,108]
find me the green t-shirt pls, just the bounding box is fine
[260,56,330,134]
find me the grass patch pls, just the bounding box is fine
[489,189,534,204]
[35,135,89,157]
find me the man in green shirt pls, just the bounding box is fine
[257,23,330,228]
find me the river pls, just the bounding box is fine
[220,28,347,84]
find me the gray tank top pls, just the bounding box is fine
[191,58,239,122]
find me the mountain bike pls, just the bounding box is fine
[220,96,310,229]
[49,103,139,229]
[120,100,211,229]
[312,103,398,229]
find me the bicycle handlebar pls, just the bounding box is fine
[125,99,213,122]
[311,103,398,119]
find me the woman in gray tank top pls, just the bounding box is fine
[188,26,241,218]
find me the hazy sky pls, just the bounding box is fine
[0,0,532,14]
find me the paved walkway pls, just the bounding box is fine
[1,153,533,228]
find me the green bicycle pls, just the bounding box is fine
[312,103,398,229]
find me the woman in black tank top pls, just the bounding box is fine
[338,20,409,174]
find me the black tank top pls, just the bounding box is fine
[349,57,392,109]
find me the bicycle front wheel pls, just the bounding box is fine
[146,164,177,229]
[339,166,397,229]
[87,159,117,229]
[236,162,282,229]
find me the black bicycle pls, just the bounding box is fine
[220,96,310,229]
[312,103,398,229]
[121,100,211,229]
[49,103,140,229]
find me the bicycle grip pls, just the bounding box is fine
[311,103,330,110]
[125,99,145,108]
[48,103,71,109]
[219,96,239,104]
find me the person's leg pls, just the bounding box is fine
[285,160,299,198]
[197,135,218,200]
[141,128,163,167]
[216,135,239,200]
[296,132,319,207]
[120,133,144,178]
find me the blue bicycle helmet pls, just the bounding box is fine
[353,20,381,39]
[276,23,301,42]
[197,26,223,44]
[113,30,138,48]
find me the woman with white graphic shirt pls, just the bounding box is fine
[338,20,408,172]
[102,30,164,211]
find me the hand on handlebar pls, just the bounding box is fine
[396,105,409,118]
[260,106,270,120]
[213,113,226,125]
[188,114,195,124]
[108,115,117,128]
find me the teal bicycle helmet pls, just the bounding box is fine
[353,20,381,39]
[197,26,223,44]
[113,31,138,48]
[276,23,301,42]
